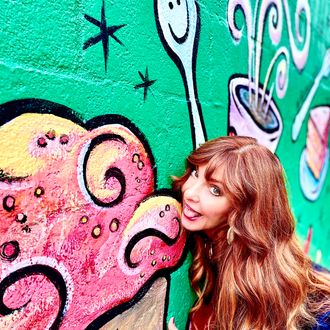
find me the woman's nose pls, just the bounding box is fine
[184,181,201,202]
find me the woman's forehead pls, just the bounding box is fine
[202,159,226,181]
[206,165,225,181]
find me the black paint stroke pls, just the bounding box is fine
[82,133,127,207]
[0,265,67,330]
[134,67,157,102]
[0,169,27,183]
[85,114,157,190]
[2,195,15,212]
[0,99,84,128]
[83,0,126,71]
[0,99,157,190]
[124,220,181,268]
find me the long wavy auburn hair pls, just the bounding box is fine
[173,136,330,330]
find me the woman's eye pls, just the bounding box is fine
[210,186,221,196]
[191,169,198,178]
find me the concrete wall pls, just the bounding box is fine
[0,0,329,329]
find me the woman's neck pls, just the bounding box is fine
[203,222,229,241]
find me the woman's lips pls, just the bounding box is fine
[182,202,201,220]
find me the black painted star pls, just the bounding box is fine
[83,0,126,71]
[134,67,156,102]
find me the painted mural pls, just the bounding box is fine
[155,0,207,149]
[83,0,126,72]
[227,0,311,152]
[225,0,329,273]
[226,0,329,198]
[295,50,330,201]
[0,0,329,329]
[0,100,186,329]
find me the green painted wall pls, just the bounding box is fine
[0,0,329,329]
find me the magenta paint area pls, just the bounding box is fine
[0,107,186,329]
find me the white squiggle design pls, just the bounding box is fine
[227,0,311,112]
[227,0,253,42]
[267,1,283,45]
[275,55,289,98]
[227,0,253,104]
[254,0,283,110]
[1,256,74,315]
[282,0,311,70]
[261,46,289,108]
[77,139,95,207]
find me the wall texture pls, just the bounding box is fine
[0,0,329,329]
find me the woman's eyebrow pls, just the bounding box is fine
[208,176,223,185]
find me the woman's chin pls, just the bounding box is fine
[181,214,203,232]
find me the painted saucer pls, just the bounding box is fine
[300,148,329,201]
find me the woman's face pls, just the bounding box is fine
[181,164,231,236]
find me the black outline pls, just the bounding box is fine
[2,195,15,212]
[82,133,127,208]
[0,265,67,329]
[168,0,190,44]
[0,99,157,190]
[124,223,181,268]
[85,114,157,190]
[15,213,27,224]
[0,169,27,183]
[0,241,20,261]
[0,99,84,127]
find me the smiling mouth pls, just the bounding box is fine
[183,202,201,220]
[167,0,190,44]
[168,22,189,44]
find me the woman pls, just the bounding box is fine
[169,136,330,330]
